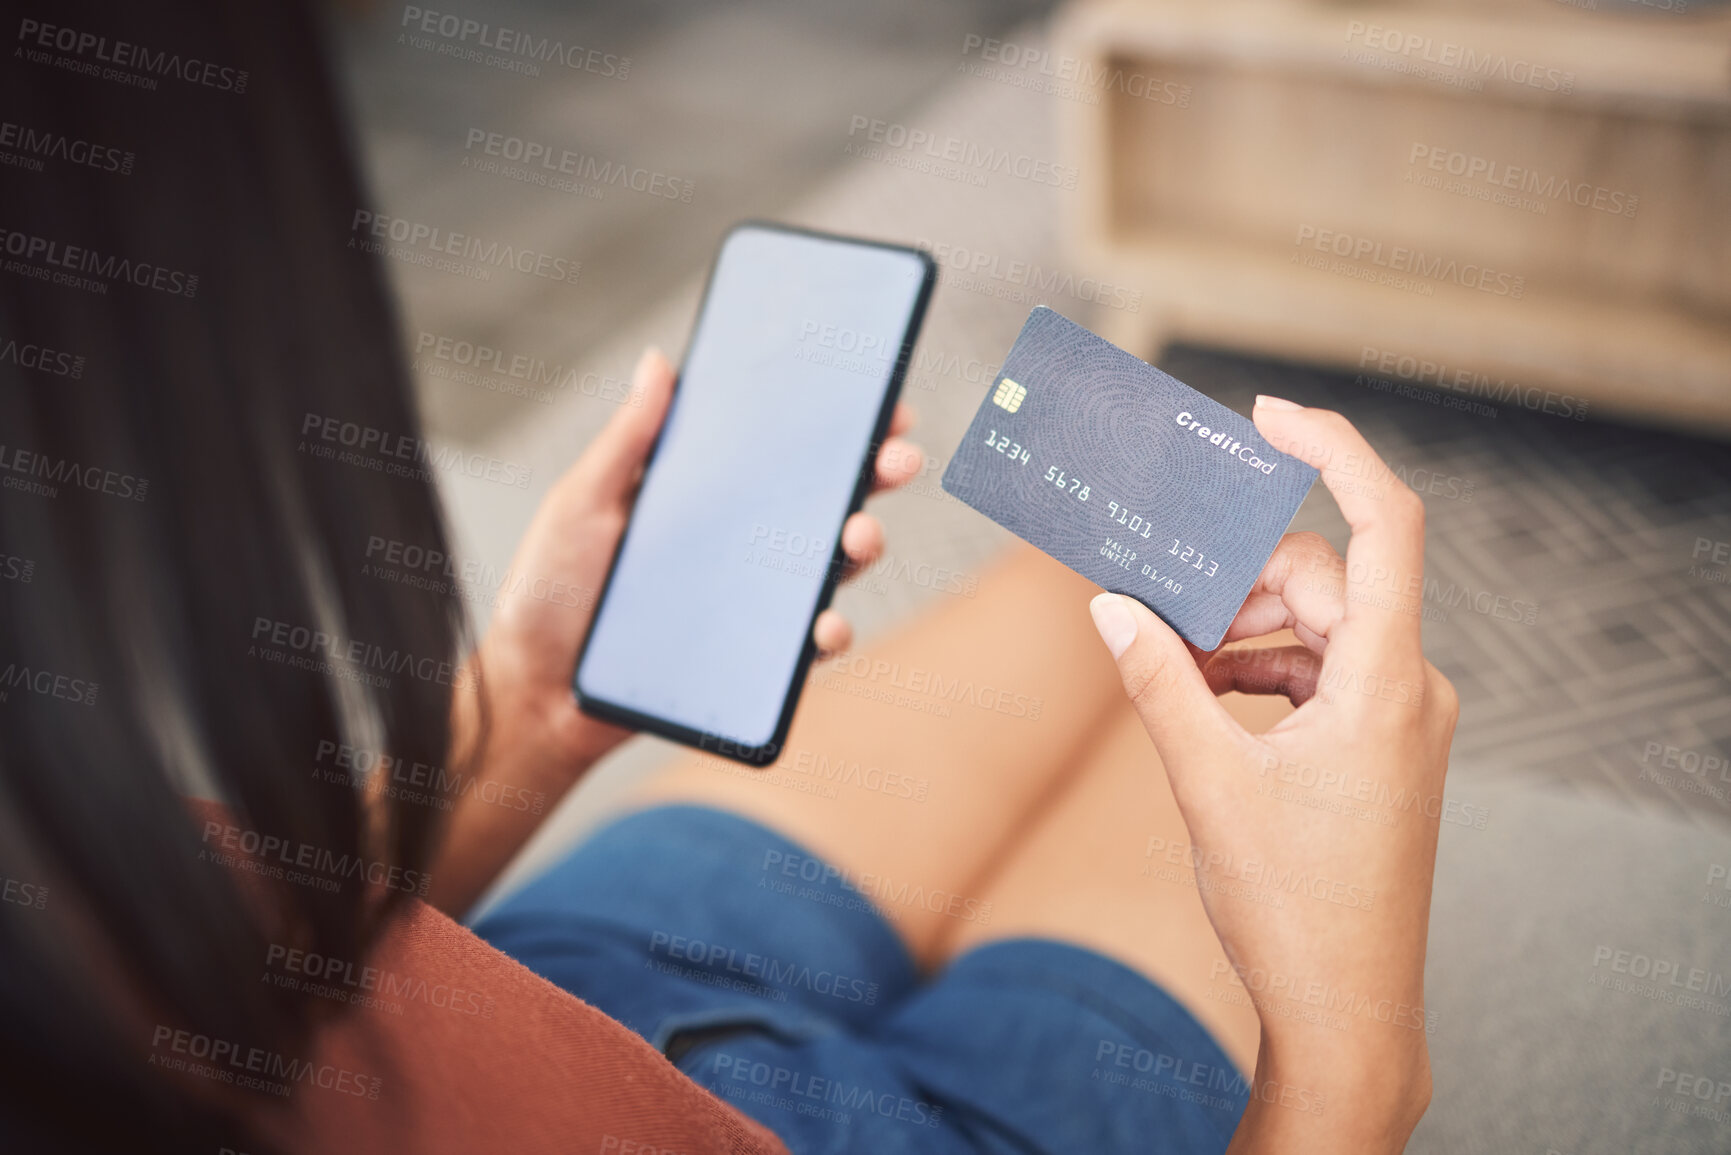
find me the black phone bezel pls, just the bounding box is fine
[571,220,938,766]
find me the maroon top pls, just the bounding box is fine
[245,896,790,1154]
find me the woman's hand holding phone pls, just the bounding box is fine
[429,347,924,914]
[1090,398,1459,1154]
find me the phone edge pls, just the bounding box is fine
[569,220,939,768]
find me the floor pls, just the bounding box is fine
[333,0,1052,443]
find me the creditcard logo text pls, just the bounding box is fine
[1175,411,1281,475]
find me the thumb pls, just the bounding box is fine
[575,346,677,504]
[1089,593,1244,767]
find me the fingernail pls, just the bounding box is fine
[1089,594,1137,660]
[1255,394,1302,412]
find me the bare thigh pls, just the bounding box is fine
[935,670,1301,1077]
[625,543,1127,968]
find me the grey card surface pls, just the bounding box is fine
[941,307,1317,650]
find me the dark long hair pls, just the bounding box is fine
[0,1,466,1148]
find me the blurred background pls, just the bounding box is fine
[326,1,1730,1150]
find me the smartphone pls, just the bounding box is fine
[574,222,936,765]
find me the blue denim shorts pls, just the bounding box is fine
[475,805,1247,1153]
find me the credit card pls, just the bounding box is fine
[941,307,1317,650]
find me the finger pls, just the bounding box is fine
[1217,531,1346,653]
[1223,594,1331,653]
[1201,645,1321,706]
[1252,398,1426,660]
[812,609,852,656]
[572,347,677,505]
[872,437,923,493]
[838,513,884,575]
[889,402,917,438]
[1089,593,1249,770]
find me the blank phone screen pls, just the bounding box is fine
[576,226,928,748]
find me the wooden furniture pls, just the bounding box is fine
[1052,0,1731,430]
